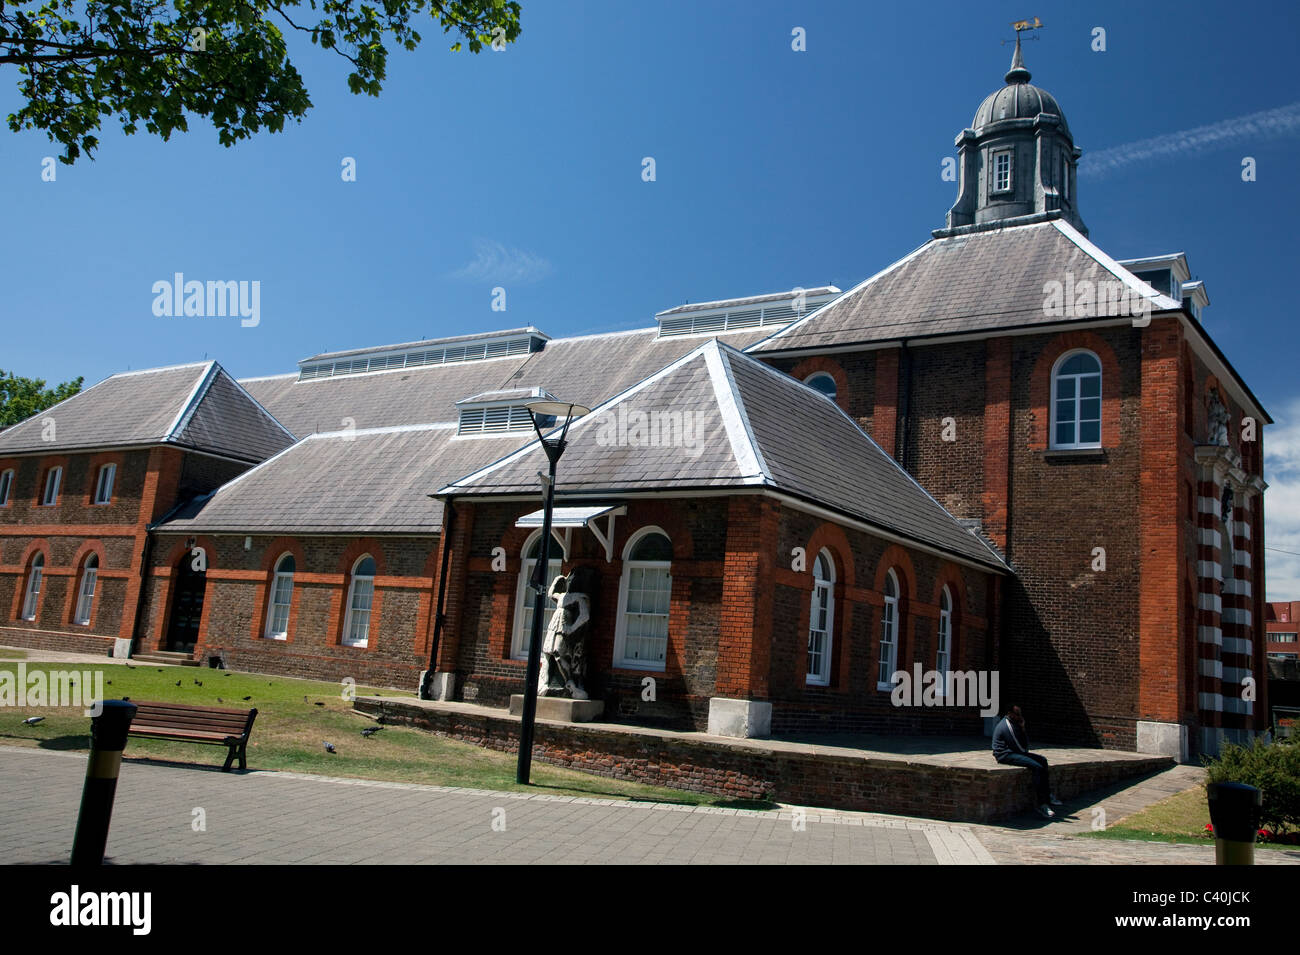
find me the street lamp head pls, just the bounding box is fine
[525,399,591,419]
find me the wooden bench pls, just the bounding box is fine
[126,701,258,772]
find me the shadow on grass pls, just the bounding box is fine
[36,734,90,751]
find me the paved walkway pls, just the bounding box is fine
[4,747,1298,865]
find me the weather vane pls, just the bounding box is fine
[1003,16,1043,44]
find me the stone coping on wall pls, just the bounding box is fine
[353,695,1174,822]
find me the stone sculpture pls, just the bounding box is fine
[538,566,599,700]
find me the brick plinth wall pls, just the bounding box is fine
[356,697,1173,822]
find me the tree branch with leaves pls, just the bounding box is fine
[0,0,521,162]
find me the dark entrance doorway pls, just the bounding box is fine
[165,556,207,652]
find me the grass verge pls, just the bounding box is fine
[0,661,773,809]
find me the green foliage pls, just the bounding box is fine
[1202,736,1300,833]
[0,368,82,426]
[1,0,522,162]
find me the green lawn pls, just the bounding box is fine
[0,657,772,809]
[1082,785,1294,850]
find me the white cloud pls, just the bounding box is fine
[448,239,553,284]
[1080,101,1300,179]
[1265,398,1300,601]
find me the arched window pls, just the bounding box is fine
[1050,350,1102,449]
[264,553,296,640]
[21,554,44,621]
[936,585,953,697]
[74,554,99,626]
[614,528,673,669]
[512,530,564,660]
[807,549,835,686]
[877,569,900,690]
[804,372,837,400]
[342,555,376,647]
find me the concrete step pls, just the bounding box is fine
[131,651,200,667]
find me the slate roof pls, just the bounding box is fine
[240,326,773,436]
[0,361,294,462]
[441,340,1008,571]
[748,220,1181,354]
[161,425,525,534]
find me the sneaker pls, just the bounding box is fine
[1049,794,1063,806]
[1036,804,1056,819]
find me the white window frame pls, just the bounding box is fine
[511,530,564,660]
[22,554,44,620]
[877,569,900,691]
[991,148,1013,194]
[613,526,673,671]
[0,469,13,506]
[264,553,295,640]
[93,463,116,505]
[41,466,62,506]
[74,555,99,626]
[342,555,376,648]
[804,372,838,400]
[806,549,835,686]
[1050,349,1103,450]
[936,585,953,698]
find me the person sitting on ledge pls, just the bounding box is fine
[992,705,1063,820]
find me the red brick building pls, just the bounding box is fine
[0,44,1272,759]
[1266,601,1300,661]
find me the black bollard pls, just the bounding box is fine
[71,699,137,865]
[1206,781,1262,865]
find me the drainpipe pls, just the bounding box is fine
[896,340,914,469]
[421,496,456,699]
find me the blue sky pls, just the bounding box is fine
[4,0,1300,593]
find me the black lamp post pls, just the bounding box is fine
[516,398,589,785]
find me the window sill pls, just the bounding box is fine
[1042,447,1106,461]
[612,663,667,674]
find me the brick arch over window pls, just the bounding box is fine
[63,540,108,628]
[932,563,966,670]
[790,356,849,410]
[10,539,51,622]
[873,543,917,674]
[249,538,308,642]
[612,502,694,561]
[1028,331,1121,450]
[333,540,386,649]
[800,522,857,690]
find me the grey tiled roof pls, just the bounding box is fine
[0,362,294,463]
[442,340,1007,570]
[749,221,1180,353]
[161,425,526,534]
[240,326,772,437]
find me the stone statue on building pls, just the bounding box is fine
[1208,389,1230,447]
[538,566,599,700]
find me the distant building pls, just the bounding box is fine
[1266,601,1300,661]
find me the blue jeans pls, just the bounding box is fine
[998,752,1051,804]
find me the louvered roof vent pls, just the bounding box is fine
[456,387,558,436]
[297,328,548,381]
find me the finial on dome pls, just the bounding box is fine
[1005,32,1032,84]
